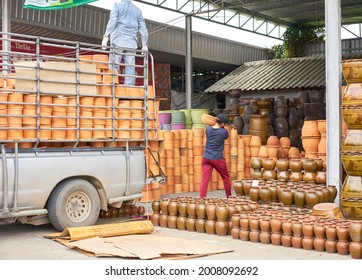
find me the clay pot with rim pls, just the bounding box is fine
[302,158,318,172]
[276,159,289,171]
[263,158,276,170]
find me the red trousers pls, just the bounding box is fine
[200,157,231,198]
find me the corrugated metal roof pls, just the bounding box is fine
[205,56,326,93]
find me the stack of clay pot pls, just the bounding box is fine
[257,98,274,137]
[241,135,252,178]
[249,114,268,145]
[302,90,325,122]
[228,89,241,119]
[317,120,326,162]
[233,115,244,134]
[340,59,362,220]
[301,120,320,158]
[241,104,255,134]
[273,96,289,138]
[229,129,239,181]
[266,135,280,161]
[288,97,304,149]
[249,135,261,158]
[162,130,175,194]
[237,136,245,179]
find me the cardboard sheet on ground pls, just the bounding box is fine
[68,233,233,260]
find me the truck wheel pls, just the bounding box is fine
[47,179,100,231]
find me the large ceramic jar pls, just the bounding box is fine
[249,186,260,203]
[305,190,319,209]
[186,200,197,218]
[259,185,271,204]
[177,199,188,217]
[280,188,294,207]
[216,204,229,222]
[294,188,306,208]
[205,202,217,220]
[233,180,244,196]
[168,198,179,216]
[196,200,207,219]
[160,198,169,214]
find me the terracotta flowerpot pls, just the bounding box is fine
[267,136,280,146]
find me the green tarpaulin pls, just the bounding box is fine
[23,0,97,10]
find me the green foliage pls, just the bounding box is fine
[268,21,325,59]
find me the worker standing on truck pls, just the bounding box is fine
[200,113,232,198]
[102,0,149,86]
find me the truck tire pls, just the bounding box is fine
[47,179,100,231]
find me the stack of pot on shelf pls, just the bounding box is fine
[340,59,362,220]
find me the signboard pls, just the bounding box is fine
[23,0,97,10]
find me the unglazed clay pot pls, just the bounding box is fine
[349,221,362,242]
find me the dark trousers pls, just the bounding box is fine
[200,157,231,198]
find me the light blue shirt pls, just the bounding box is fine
[104,0,148,49]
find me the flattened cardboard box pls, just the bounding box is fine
[14,61,97,96]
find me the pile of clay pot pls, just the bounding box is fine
[150,197,362,259]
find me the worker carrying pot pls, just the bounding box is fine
[102,0,149,86]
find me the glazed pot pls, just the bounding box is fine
[186,217,196,231]
[280,188,294,207]
[315,171,326,184]
[250,157,263,170]
[205,202,217,220]
[216,204,229,222]
[259,185,271,204]
[294,188,306,208]
[276,159,289,171]
[342,129,362,152]
[205,219,216,234]
[232,180,244,196]
[289,159,303,172]
[263,158,276,170]
[342,152,362,176]
[302,158,318,172]
[215,221,229,236]
[305,190,319,209]
[277,170,290,181]
[177,216,187,230]
[342,59,362,83]
[341,176,362,198]
[342,105,362,129]
[195,218,206,233]
[343,83,362,105]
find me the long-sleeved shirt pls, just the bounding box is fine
[104,0,148,49]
